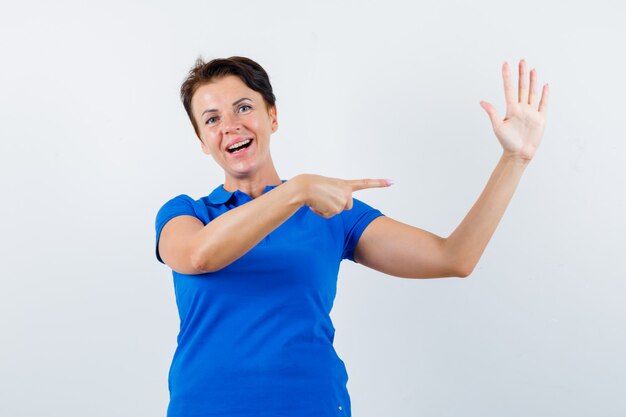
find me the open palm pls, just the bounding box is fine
[480,59,550,161]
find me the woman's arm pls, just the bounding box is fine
[354,59,549,278]
[158,180,303,274]
[159,175,391,274]
[445,153,528,276]
[188,179,304,273]
[354,153,527,278]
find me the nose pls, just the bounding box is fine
[220,113,242,135]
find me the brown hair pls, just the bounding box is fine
[180,56,277,138]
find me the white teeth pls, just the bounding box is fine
[228,139,251,150]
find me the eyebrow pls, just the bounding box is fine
[201,98,253,116]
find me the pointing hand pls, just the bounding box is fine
[295,174,393,218]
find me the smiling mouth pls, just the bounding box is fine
[226,138,253,153]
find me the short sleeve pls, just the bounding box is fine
[340,197,385,262]
[154,194,205,264]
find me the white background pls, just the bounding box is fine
[1,1,624,416]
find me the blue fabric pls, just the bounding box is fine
[154,180,384,417]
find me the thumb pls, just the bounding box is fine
[479,100,502,128]
[309,206,325,217]
[344,196,354,211]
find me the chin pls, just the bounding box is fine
[226,163,258,179]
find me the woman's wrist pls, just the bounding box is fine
[502,151,531,167]
[285,174,310,208]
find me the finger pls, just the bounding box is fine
[502,62,515,105]
[348,178,393,191]
[479,100,502,128]
[518,59,528,103]
[344,197,354,211]
[309,207,324,217]
[311,207,333,218]
[528,68,538,106]
[538,83,550,113]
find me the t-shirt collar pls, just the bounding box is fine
[208,180,287,205]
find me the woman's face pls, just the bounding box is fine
[191,75,278,179]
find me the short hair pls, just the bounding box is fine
[180,56,276,138]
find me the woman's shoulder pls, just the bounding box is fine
[156,192,212,225]
[157,193,200,212]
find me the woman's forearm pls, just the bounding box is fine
[444,153,529,276]
[191,177,305,273]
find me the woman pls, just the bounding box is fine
[155,56,549,416]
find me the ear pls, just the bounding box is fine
[269,105,278,133]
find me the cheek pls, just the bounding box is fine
[244,116,260,130]
[201,134,219,153]
[245,112,270,131]
[203,131,218,143]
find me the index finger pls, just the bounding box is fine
[502,61,515,105]
[348,178,393,191]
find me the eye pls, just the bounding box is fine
[239,104,251,112]
[205,116,218,125]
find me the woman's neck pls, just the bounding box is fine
[223,160,282,199]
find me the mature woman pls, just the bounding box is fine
[155,56,549,416]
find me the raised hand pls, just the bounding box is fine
[295,174,392,218]
[480,59,550,161]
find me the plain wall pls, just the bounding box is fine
[1,1,624,416]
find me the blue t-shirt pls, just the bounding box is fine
[154,180,384,417]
